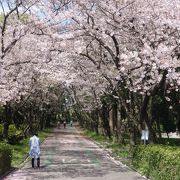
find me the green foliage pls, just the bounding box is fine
[159,138,180,146]
[84,130,107,142]
[132,145,180,180]
[8,124,22,137]
[0,143,12,176]
[0,124,3,141]
[0,13,29,24]
[84,130,131,165]
[107,143,130,158]
[0,15,4,24]
[19,14,29,24]
[7,124,23,145]
[152,94,176,133]
[11,138,29,167]
[0,124,24,144]
[169,91,180,131]
[84,130,180,179]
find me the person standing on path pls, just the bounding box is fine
[70,120,73,127]
[57,121,61,129]
[29,133,41,168]
[63,120,66,128]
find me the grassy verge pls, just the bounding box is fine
[11,128,52,167]
[132,145,180,180]
[106,143,131,165]
[83,130,180,180]
[83,130,131,165]
[84,130,108,142]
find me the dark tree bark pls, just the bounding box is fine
[3,103,12,140]
[140,95,157,143]
[100,100,111,139]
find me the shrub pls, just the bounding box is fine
[0,124,3,133]
[8,124,22,137]
[0,124,3,141]
[0,143,12,176]
[132,145,180,180]
[0,124,23,144]
[8,125,23,145]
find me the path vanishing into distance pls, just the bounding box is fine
[3,125,146,180]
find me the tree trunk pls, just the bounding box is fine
[156,118,162,139]
[92,109,99,135]
[98,112,104,135]
[3,103,12,140]
[3,122,9,140]
[101,101,111,139]
[116,103,126,144]
[109,107,114,134]
[129,123,137,146]
[40,111,44,130]
[140,94,157,143]
[45,113,51,128]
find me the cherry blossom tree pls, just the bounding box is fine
[46,0,180,142]
[0,0,57,138]
[0,0,179,143]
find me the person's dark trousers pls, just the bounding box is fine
[31,158,35,168]
[37,158,40,167]
[32,158,40,168]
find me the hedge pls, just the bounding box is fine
[0,143,12,176]
[0,124,23,144]
[132,145,180,180]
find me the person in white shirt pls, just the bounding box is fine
[63,120,66,128]
[70,120,73,127]
[57,121,61,129]
[29,133,40,168]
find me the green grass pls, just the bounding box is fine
[84,130,109,142]
[11,128,52,167]
[132,145,180,180]
[106,143,130,158]
[83,130,131,165]
[84,129,180,179]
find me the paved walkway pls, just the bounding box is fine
[3,126,146,180]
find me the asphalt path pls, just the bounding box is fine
[3,125,146,180]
